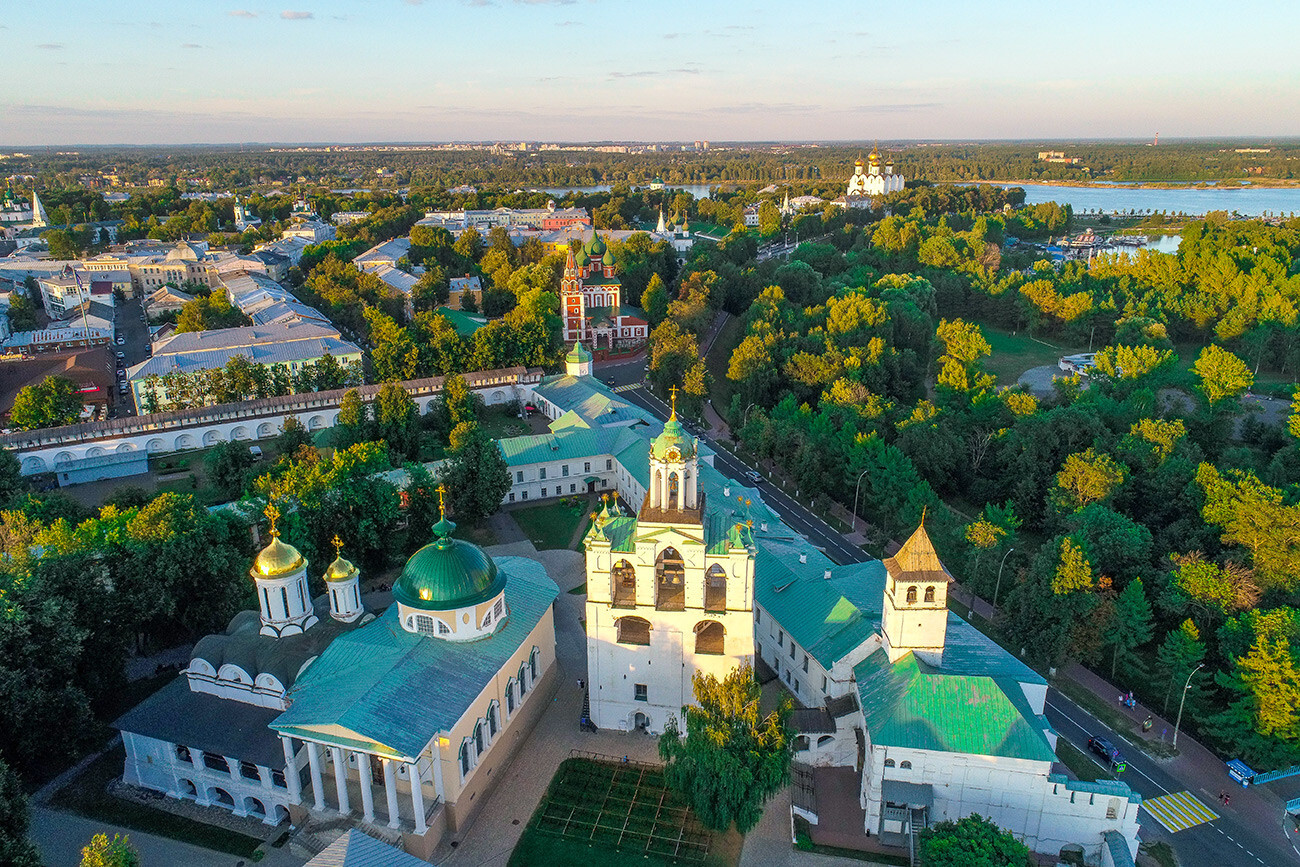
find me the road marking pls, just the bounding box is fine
[611,383,642,393]
[1043,699,1168,793]
[1141,791,1218,833]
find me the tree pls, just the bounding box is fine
[80,834,139,867]
[1051,448,1126,513]
[364,306,418,382]
[918,814,1034,867]
[1157,619,1206,715]
[1197,464,1300,593]
[336,388,369,449]
[204,440,255,501]
[1213,609,1300,767]
[757,201,782,238]
[10,376,82,431]
[441,373,479,429]
[375,382,419,460]
[659,664,792,834]
[0,450,24,508]
[640,273,669,327]
[441,423,509,524]
[275,417,313,456]
[0,758,41,867]
[1108,577,1153,678]
[1193,344,1253,408]
[1052,537,1095,595]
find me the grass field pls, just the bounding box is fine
[705,315,746,415]
[50,744,263,858]
[980,325,1087,386]
[510,758,741,867]
[509,500,593,550]
[1054,739,1114,784]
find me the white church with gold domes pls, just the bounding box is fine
[843,146,905,206]
[115,496,559,860]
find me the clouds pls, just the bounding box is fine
[228,9,257,17]
[281,10,314,19]
[36,43,63,50]
[609,68,700,80]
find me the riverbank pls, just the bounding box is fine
[963,178,1300,190]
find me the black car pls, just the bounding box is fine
[1087,736,1127,772]
[605,376,617,388]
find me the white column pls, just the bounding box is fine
[306,741,325,811]
[330,746,350,815]
[383,759,400,830]
[356,752,375,823]
[409,761,427,834]
[430,742,444,800]
[280,736,302,804]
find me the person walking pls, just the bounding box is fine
[1142,715,1153,733]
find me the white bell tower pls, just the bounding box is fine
[322,534,364,623]
[251,505,319,638]
[646,388,698,515]
[881,514,951,665]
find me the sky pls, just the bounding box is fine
[3,0,1299,145]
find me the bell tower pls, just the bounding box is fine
[251,505,319,638]
[645,388,699,519]
[881,515,951,665]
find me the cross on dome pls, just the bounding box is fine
[265,503,282,537]
[668,385,679,418]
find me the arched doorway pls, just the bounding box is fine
[210,787,235,808]
[655,547,685,611]
[245,796,266,819]
[178,779,197,798]
[704,564,727,611]
[631,711,651,732]
[615,616,651,646]
[694,620,724,655]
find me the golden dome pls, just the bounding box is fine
[253,534,305,578]
[324,554,358,583]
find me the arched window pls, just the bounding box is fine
[655,547,685,611]
[612,559,637,607]
[817,735,835,748]
[668,472,680,509]
[705,564,727,612]
[694,621,725,655]
[529,647,539,680]
[923,586,935,603]
[616,616,651,646]
[459,742,471,776]
[900,760,912,770]
[905,587,917,604]
[518,663,529,695]
[794,736,810,752]
[883,758,895,768]
[474,721,485,755]
[488,701,499,736]
[506,678,516,714]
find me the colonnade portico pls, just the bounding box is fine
[284,735,435,834]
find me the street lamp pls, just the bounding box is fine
[1172,662,1205,749]
[992,547,1015,611]
[851,468,871,533]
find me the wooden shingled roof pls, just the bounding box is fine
[883,522,951,584]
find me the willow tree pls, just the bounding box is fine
[659,664,792,833]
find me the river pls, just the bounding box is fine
[534,182,1300,217]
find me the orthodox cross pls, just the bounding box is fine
[265,503,281,536]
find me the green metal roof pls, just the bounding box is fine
[434,307,487,336]
[853,650,1058,763]
[272,556,558,760]
[392,519,504,610]
[565,342,592,365]
[651,416,696,460]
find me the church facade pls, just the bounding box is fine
[560,232,649,351]
[115,502,559,860]
[842,146,905,207]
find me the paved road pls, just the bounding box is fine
[1045,690,1299,867]
[613,383,868,566]
[109,293,150,418]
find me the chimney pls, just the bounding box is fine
[723,485,730,497]
[824,569,832,580]
[799,552,807,564]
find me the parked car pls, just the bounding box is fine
[745,470,763,484]
[116,336,125,345]
[1087,736,1127,772]
[117,368,126,379]
[115,351,125,361]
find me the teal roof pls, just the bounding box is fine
[392,518,505,610]
[1049,773,1139,803]
[272,556,558,759]
[754,541,883,668]
[435,307,486,336]
[1103,831,1136,867]
[853,650,1058,763]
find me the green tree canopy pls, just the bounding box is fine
[919,814,1034,867]
[441,423,509,525]
[10,375,82,431]
[0,758,41,867]
[659,664,792,834]
[80,833,139,867]
[1193,344,1253,408]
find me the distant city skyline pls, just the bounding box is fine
[4,0,1299,146]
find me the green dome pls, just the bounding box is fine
[575,247,590,266]
[602,248,617,267]
[585,233,607,257]
[651,416,695,461]
[393,520,505,611]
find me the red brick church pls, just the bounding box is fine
[560,233,648,352]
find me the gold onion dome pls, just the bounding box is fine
[254,534,305,577]
[323,535,358,582]
[253,505,305,577]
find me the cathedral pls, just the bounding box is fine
[844,146,905,206]
[115,498,559,860]
[560,232,649,351]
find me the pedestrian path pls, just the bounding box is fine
[612,383,642,393]
[1140,790,1218,832]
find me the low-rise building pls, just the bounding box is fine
[281,220,336,244]
[447,275,482,311]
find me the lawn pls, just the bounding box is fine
[510,499,593,550]
[1055,739,1114,784]
[980,325,1087,386]
[480,406,532,440]
[49,743,263,859]
[510,758,741,867]
[705,314,746,415]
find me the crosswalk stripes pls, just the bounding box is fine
[1140,790,1218,832]
[612,383,642,393]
